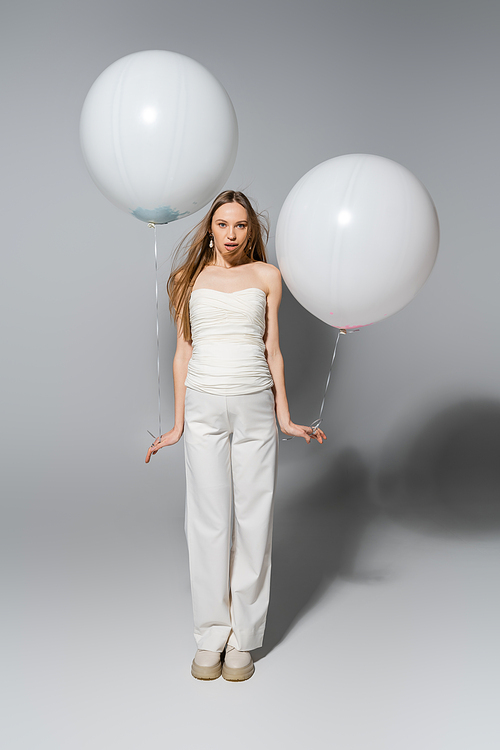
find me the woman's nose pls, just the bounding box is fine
[227,226,236,238]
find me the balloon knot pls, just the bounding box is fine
[148,222,156,228]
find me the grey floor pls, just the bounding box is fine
[4,470,500,750]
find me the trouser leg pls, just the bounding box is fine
[184,388,233,652]
[227,389,278,651]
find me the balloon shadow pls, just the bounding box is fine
[255,448,378,660]
[376,398,500,534]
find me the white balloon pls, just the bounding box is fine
[276,154,439,329]
[80,50,238,223]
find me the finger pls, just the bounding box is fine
[311,429,326,441]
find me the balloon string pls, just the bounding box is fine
[282,326,359,441]
[148,222,162,443]
[315,327,342,425]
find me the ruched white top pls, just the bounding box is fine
[185,288,274,396]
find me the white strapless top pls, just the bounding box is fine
[185,288,274,396]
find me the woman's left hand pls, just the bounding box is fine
[279,420,327,444]
[145,425,184,463]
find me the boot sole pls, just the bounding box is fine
[191,659,222,680]
[221,661,255,681]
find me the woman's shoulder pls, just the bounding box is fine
[253,261,281,286]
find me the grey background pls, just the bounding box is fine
[2,1,500,748]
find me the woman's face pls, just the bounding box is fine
[211,202,249,263]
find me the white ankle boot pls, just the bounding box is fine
[222,645,255,681]
[191,649,222,680]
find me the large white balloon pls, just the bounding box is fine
[80,50,238,223]
[276,154,439,329]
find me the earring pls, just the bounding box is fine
[209,234,213,249]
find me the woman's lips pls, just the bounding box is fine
[225,243,238,250]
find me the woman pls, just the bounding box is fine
[145,190,326,681]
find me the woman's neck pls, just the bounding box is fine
[208,259,251,270]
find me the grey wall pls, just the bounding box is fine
[2,0,500,520]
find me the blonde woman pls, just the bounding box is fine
[146,190,325,680]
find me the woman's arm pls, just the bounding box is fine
[145,318,193,463]
[263,265,326,445]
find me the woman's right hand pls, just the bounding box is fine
[145,426,183,463]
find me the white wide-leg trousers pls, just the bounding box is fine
[184,387,278,652]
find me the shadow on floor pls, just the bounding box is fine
[376,398,500,535]
[255,448,378,659]
[257,397,500,660]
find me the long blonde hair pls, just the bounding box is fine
[167,190,269,340]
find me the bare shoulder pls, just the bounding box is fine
[253,261,282,293]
